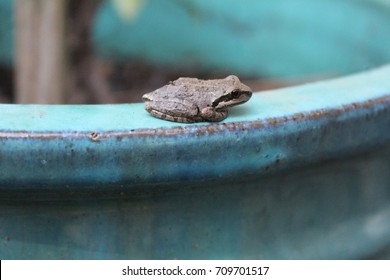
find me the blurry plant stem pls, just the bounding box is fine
[15,0,67,104]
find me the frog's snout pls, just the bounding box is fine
[142,93,152,102]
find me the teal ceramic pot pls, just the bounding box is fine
[0,0,390,259]
[0,66,389,259]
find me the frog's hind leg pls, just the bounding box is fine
[148,109,196,123]
[145,99,200,123]
[201,107,228,122]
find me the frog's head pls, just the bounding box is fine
[212,75,252,109]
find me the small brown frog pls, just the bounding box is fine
[142,75,252,123]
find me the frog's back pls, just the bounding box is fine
[170,76,231,99]
[147,75,242,107]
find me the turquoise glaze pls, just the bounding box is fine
[0,66,389,259]
[1,66,389,131]
[1,0,390,259]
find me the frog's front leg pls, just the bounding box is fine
[201,107,228,122]
[144,99,201,123]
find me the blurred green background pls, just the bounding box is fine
[0,0,389,103]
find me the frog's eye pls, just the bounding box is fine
[231,90,241,98]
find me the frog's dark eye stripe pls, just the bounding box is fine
[231,90,241,98]
[212,90,241,106]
